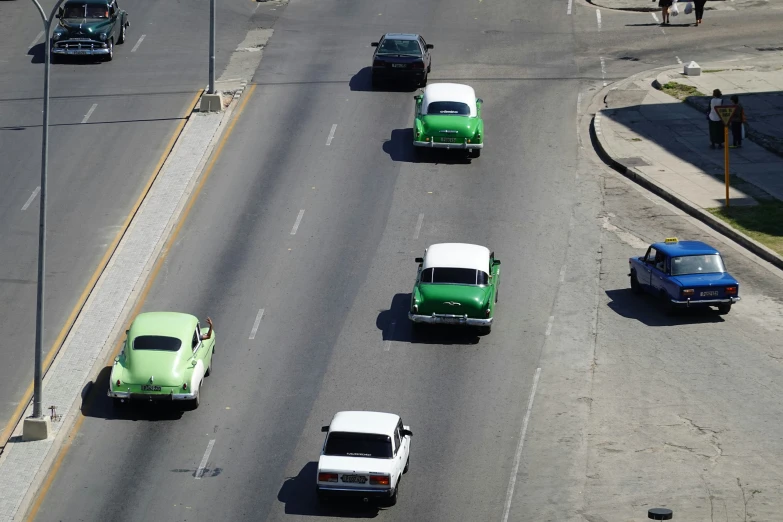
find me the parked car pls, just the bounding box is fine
[370,33,433,88]
[629,237,740,314]
[108,312,215,408]
[413,83,484,158]
[409,243,500,334]
[317,411,412,506]
[51,0,129,62]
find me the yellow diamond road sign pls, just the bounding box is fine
[715,105,737,126]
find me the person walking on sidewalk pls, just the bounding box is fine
[708,89,724,149]
[729,94,747,148]
[655,0,673,24]
[693,0,707,25]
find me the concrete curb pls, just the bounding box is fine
[590,111,783,272]
[585,0,726,13]
[653,68,783,159]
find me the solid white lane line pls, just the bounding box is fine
[131,34,146,52]
[290,209,305,235]
[325,124,337,146]
[567,0,573,14]
[413,213,424,240]
[501,367,542,522]
[596,9,602,30]
[577,92,582,113]
[651,12,659,22]
[81,103,97,124]
[600,57,607,87]
[545,315,554,336]
[21,187,41,211]
[28,31,44,51]
[384,321,396,351]
[249,308,264,340]
[195,439,216,479]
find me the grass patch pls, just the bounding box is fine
[662,81,704,101]
[708,200,783,255]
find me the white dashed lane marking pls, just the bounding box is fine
[596,9,602,30]
[249,308,264,340]
[131,34,146,52]
[21,187,41,211]
[290,209,305,235]
[29,31,44,51]
[326,124,337,146]
[195,439,215,479]
[413,213,424,240]
[81,103,97,124]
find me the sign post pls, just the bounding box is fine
[715,105,737,208]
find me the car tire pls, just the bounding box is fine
[630,272,642,294]
[469,148,481,159]
[427,60,431,73]
[50,52,59,64]
[316,490,330,505]
[190,387,201,409]
[661,292,677,315]
[477,325,492,335]
[105,39,113,61]
[118,23,126,44]
[718,304,732,315]
[205,357,212,377]
[403,457,409,474]
[420,73,428,87]
[387,478,399,506]
[371,74,379,90]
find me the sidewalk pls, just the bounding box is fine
[587,0,781,13]
[592,58,783,269]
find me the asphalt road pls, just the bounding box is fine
[0,0,272,439]
[31,0,783,520]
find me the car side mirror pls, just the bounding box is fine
[402,429,413,437]
[494,259,501,265]
[477,98,484,104]
[125,329,129,334]
[114,355,120,363]
[321,425,329,432]
[415,257,423,263]
[371,42,378,47]
[427,44,434,49]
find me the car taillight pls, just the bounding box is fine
[413,304,419,313]
[116,379,121,386]
[476,132,481,140]
[412,62,424,69]
[183,382,188,390]
[318,472,338,482]
[682,289,694,297]
[370,474,390,486]
[486,308,491,317]
[725,286,737,295]
[373,60,383,67]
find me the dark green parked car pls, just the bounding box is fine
[51,0,129,62]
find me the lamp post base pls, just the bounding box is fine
[22,416,51,441]
[200,92,224,112]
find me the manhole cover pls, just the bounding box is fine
[617,157,650,167]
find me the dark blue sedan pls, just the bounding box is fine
[628,238,740,314]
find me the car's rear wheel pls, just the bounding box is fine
[469,148,481,159]
[403,457,409,473]
[190,387,201,409]
[419,72,428,87]
[478,325,492,335]
[316,489,330,505]
[205,357,212,377]
[630,271,642,294]
[718,304,732,315]
[118,23,126,44]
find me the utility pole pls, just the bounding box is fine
[24,0,68,442]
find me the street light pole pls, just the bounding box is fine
[208,0,215,94]
[29,0,67,423]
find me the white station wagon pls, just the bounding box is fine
[317,411,412,506]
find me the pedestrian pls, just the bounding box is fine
[693,0,706,25]
[654,0,673,24]
[708,89,724,149]
[729,94,746,148]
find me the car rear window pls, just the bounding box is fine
[427,101,471,116]
[132,335,182,352]
[421,267,488,285]
[377,39,421,56]
[324,432,393,459]
[670,254,726,276]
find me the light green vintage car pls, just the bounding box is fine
[413,83,484,158]
[409,243,500,334]
[108,312,215,408]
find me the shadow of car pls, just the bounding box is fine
[278,461,380,517]
[349,67,419,93]
[383,129,472,165]
[28,42,106,65]
[605,288,725,326]
[377,293,482,345]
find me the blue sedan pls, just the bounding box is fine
[628,238,740,314]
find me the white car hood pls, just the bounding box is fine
[318,454,395,475]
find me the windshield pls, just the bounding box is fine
[427,101,471,116]
[377,39,421,56]
[63,3,109,18]
[421,267,488,285]
[133,335,182,352]
[670,254,726,276]
[324,432,392,459]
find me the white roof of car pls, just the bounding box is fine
[423,243,490,272]
[329,411,400,436]
[422,83,478,117]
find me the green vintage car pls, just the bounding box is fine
[51,0,129,62]
[409,243,500,334]
[413,83,484,158]
[108,312,215,408]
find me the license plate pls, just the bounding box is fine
[700,291,719,297]
[441,138,457,143]
[341,475,367,484]
[391,63,406,68]
[141,385,161,391]
[73,50,90,55]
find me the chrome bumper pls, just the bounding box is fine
[317,485,393,498]
[671,296,741,306]
[107,390,196,401]
[409,312,492,326]
[413,140,483,150]
[52,42,110,56]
